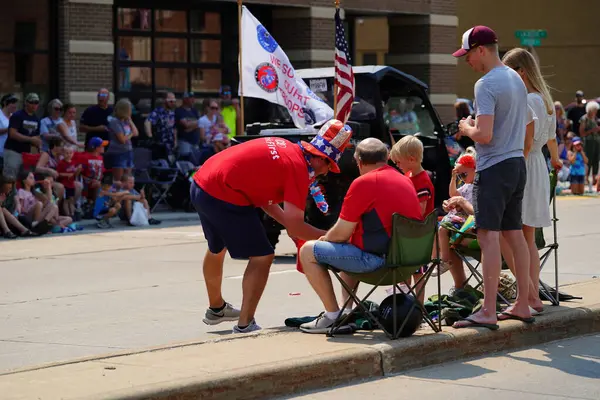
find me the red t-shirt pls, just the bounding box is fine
[339,165,422,254]
[409,170,435,216]
[194,137,310,210]
[57,160,79,189]
[76,152,104,181]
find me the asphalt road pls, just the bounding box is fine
[287,334,600,400]
[0,196,598,372]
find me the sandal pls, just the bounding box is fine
[3,231,18,239]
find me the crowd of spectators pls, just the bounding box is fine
[0,85,240,239]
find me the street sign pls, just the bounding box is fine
[515,30,547,39]
[520,38,541,47]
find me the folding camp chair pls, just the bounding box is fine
[132,148,178,212]
[326,211,442,339]
[449,170,560,306]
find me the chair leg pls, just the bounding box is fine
[404,266,441,333]
[328,271,392,338]
[150,184,174,213]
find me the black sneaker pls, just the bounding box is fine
[148,218,161,225]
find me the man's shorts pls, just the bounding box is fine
[473,157,526,231]
[190,182,273,259]
[313,241,385,273]
[105,150,134,169]
[65,187,76,198]
[570,174,585,185]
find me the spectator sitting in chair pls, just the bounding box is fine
[390,135,435,305]
[56,146,83,219]
[298,138,422,334]
[117,174,161,225]
[35,137,66,202]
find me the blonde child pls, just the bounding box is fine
[390,135,435,304]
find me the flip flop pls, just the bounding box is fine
[529,306,543,316]
[497,312,535,323]
[453,317,499,331]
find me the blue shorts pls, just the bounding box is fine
[190,182,273,259]
[313,242,385,273]
[105,151,134,169]
[570,175,584,184]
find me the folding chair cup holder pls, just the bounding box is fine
[133,148,179,212]
[325,211,443,340]
[448,171,560,307]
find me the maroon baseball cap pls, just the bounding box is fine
[453,26,498,57]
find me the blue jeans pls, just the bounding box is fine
[105,150,134,169]
[313,241,385,273]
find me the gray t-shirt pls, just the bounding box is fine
[107,118,133,153]
[474,66,529,171]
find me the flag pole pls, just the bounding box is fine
[333,0,340,118]
[238,0,246,135]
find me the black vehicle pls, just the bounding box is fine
[233,65,454,247]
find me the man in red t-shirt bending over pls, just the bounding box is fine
[298,138,422,334]
[191,120,352,333]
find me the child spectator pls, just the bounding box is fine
[79,137,107,213]
[94,177,125,229]
[17,171,57,232]
[33,173,72,230]
[57,146,83,218]
[569,137,587,195]
[118,174,161,225]
[434,153,476,277]
[0,176,37,238]
[390,135,435,304]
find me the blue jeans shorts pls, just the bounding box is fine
[105,150,134,169]
[313,241,385,273]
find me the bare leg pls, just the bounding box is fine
[112,168,123,183]
[30,201,43,223]
[339,272,358,309]
[448,250,467,289]
[123,199,133,220]
[412,273,426,304]
[203,249,227,308]
[299,241,338,312]
[2,208,27,234]
[74,182,83,205]
[499,230,532,319]
[453,229,500,327]
[0,209,10,233]
[523,225,543,311]
[438,227,451,262]
[501,230,539,309]
[103,204,120,220]
[238,253,275,326]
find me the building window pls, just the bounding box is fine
[114,5,223,111]
[0,1,53,115]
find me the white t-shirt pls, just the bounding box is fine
[0,112,9,156]
[63,120,78,145]
[198,114,217,143]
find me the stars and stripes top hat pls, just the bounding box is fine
[300,119,353,173]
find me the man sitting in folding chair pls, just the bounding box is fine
[298,138,423,334]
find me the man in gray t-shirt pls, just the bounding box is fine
[451,26,534,330]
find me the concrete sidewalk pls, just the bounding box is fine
[2,279,599,400]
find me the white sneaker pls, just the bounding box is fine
[232,319,262,334]
[299,313,351,334]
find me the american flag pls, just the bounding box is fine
[334,8,355,124]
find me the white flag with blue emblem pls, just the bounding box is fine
[240,6,334,128]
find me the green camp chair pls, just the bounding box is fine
[325,211,442,339]
[448,170,560,306]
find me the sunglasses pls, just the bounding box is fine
[27,101,39,105]
[98,93,109,98]
[222,91,231,96]
[210,106,219,110]
[54,107,62,111]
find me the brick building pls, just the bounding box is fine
[1,0,458,125]
[458,0,600,108]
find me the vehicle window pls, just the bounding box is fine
[384,96,436,137]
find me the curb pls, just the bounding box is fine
[79,302,600,400]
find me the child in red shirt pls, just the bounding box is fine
[390,135,436,304]
[79,137,107,206]
[57,146,82,217]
